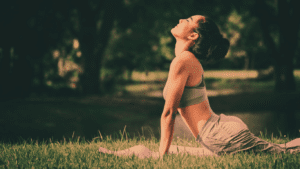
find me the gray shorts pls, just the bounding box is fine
[196,112,300,156]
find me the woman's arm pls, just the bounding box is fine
[159,54,190,156]
[159,112,176,156]
[99,145,161,159]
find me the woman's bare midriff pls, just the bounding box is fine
[177,100,213,138]
[177,54,213,138]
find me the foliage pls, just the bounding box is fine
[1,0,300,97]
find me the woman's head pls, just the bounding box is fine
[171,15,205,43]
[171,15,230,63]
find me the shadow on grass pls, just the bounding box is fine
[0,95,164,145]
[1,77,300,145]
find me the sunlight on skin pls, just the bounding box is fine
[99,145,158,159]
[171,15,205,57]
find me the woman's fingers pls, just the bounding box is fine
[98,147,113,154]
[151,152,160,159]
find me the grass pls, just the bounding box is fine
[1,126,299,169]
[1,70,299,168]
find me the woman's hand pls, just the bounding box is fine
[159,146,169,157]
[152,152,160,159]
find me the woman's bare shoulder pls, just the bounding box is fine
[179,51,203,67]
[173,51,196,64]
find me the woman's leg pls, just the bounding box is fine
[278,138,300,154]
[99,145,159,159]
[99,144,219,159]
[168,145,219,157]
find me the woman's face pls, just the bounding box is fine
[171,15,206,41]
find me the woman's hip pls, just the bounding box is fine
[198,113,249,140]
[195,113,297,155]
[196,113,252,155]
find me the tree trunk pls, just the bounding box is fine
[251,52,255,70]
[77,0,116,96]
[79,34,101,95]
[0,46,11,101]
[256,0,300,92]
[127,69,133,82]
[274,56,296,92]
[274,0,300,92]
[244,55,249,70]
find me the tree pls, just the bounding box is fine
[103,0,235,81]
[53,0,142,96]
[74,0,117,95]
[0,0,60,100]
[254,0,300,92]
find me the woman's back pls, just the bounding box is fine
[164,52,214,138]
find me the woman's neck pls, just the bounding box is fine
[175,39,194,57]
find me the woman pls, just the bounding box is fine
[99,15,300,159]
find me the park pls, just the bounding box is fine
[1,0,300,168]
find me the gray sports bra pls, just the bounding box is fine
[163,74,208,108]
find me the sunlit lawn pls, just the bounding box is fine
[1,126,299,168]
[1,70,299,168]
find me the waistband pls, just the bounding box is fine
[198,111,220,137]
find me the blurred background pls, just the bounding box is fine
[0,0,300,144]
